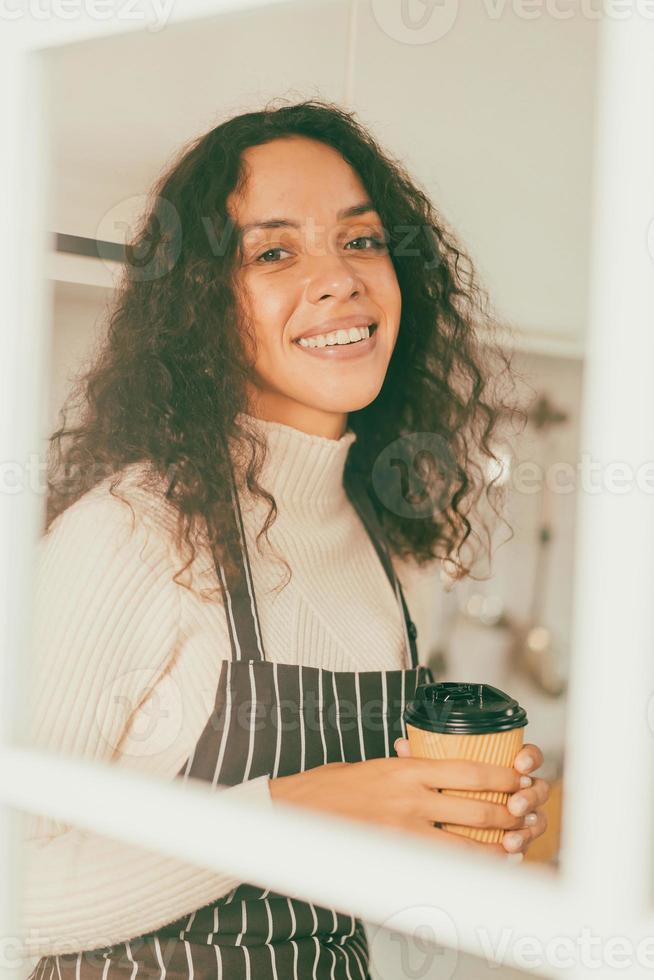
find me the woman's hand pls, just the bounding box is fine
[268,743,549,862]
[394,737,550,860]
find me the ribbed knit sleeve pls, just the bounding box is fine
[18,487,273,959]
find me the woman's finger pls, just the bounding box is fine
[409,756,525,795]
[513,743,544,774]
[395,739,546,785]
[393,816,509,858]
[393,811,527,862]
[503,809,548,853]
[419,787,525,831]
[522,808,548,844]
[431,826,520,862]
[507,777,551,817]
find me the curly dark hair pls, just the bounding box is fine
[46,97,519,601]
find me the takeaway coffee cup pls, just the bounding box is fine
[403,682,528,844]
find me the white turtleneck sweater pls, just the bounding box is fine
[19,414,428,960]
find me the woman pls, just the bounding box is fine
[23,99,549,980]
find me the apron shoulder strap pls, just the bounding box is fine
[346,475,419,670]
[170,454,268,665]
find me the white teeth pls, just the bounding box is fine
[297,324,372,348]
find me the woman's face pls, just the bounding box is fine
[227,136,402,439]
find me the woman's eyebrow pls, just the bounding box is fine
[237,201,378,237]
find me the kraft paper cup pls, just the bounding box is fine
[404,682,528,845]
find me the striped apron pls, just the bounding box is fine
[28,470,434,980]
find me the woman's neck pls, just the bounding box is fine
[245,393,348,441]
[232,412,358,518]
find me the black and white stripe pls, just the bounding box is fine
[28,473,432,980]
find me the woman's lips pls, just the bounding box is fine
[292,325,379,360]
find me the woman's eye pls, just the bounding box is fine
[254,235,386,263]
[345,235,387,252]
[255,246,292,263]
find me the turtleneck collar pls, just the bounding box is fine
[231,412,357,516]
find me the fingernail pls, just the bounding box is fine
[516,754,535,772]
[509,796,528,816]
[523,812,538,827]
[504,832,523,850]
[519,775,533,789]
[506,852,524,864]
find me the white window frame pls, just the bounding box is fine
[1,5,653,977]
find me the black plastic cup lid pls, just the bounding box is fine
[404,682,528,735]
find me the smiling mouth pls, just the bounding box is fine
[293,323,378,348]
